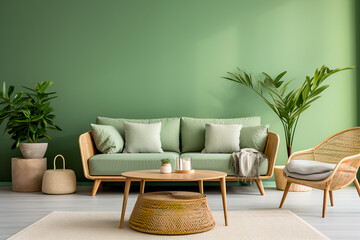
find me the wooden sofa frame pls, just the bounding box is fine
[79,131,279,196]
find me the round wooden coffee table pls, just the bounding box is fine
[119,169,227,229]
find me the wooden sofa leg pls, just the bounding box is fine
[354,178,360,197]
[255,179,265,195]
[91,179,101,196]
[279,182,291,208]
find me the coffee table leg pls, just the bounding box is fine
[198,180,204,194]
[220,177,228,226]
[120,178,131,228]
[140,180,145,194]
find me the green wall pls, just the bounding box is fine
[356,0,360,180]
[0,0,357,182]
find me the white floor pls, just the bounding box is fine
[0,184,359,240]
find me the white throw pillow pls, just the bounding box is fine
[123,122,163,153]
[202,123,242,153]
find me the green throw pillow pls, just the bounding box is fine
[96,117,180,153]
[91,124,124,154]
[180,117,261,152]
[203,123,242,153]
[123,122,163,153]
[240,125,268,152]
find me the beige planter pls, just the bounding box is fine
[160,163,172,174]
[20,143,48,159]
[274,166,312,192]
[12,157,47,192]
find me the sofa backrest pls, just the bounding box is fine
[96,116,263,153]
[180,117,261,152]
[96,117,180,153]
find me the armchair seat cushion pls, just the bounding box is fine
[286,160,336,174]
[284,160,336,181]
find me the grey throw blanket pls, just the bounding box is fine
[231,148,268,178]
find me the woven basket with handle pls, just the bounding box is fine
[41,154,76,194]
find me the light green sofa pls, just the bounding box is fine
[79,117,279,196]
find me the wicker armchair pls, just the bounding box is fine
[279,127,360,218]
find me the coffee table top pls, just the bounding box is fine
[121,169,226,181]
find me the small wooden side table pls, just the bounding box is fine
[11,158,47,192]
[274,166,311,192]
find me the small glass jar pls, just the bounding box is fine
[181,157,192,170]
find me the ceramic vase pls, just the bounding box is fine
[19,143,48,159]
[160,163,172,174]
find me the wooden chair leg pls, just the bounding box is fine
[255,179,265,195]
[91,179,101,196]
[323,189,329,218]
[279,182,292,208]
[329,191,334,206]
[354,178,360,197]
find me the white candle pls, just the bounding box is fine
[182,160,191,170]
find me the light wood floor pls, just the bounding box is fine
[0,184,359,240]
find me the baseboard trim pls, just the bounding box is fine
[0,182,11,186]
[0,180,278,187]
[262,181,276,188]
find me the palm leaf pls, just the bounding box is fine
[224,65,354,156]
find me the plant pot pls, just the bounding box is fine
[20,143,48,159]
[160,163,172,174]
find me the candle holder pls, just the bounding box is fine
[175,157,195,174]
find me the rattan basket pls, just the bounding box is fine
[42,154,76,194]
[129,191,215,235]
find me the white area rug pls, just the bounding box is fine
[9,210,328,240]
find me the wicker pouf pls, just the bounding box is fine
[129,191,215,235]
[275,166,312,192]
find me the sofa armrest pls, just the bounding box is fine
[79,131,97,180]
[263,131,280,177]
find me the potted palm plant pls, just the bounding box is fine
[0,81,61,158]
[224,65,353,157]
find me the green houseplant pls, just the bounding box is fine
[0,81,62,158]
[161,158,171,164]
[224,65,353,157]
